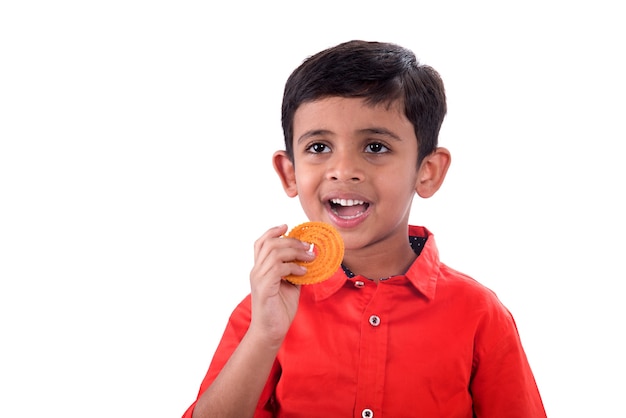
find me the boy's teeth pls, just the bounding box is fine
[331,198,364,207]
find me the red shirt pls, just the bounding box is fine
[183,226,546,418]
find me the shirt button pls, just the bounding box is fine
[361,408,374,418]
[368,315,380,327]
[354,280,365,288]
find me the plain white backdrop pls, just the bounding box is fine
[1,1,624,417]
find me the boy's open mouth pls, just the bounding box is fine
[329,198,369,219]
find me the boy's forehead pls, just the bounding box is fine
[294,97,408,128]
[292,96,414,143]
[295,96,404,119]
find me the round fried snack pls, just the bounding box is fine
[284,221,344,285]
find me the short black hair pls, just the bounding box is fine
[281,40,447,166]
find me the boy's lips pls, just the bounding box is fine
[327,197,370,220]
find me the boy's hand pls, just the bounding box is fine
[248,224,315,347]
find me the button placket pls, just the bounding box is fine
[355,282,387,417]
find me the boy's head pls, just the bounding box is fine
[281,40,447,167]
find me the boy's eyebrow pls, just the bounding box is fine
[296,129,331,144]
[297,127,402,144]
[359,127,402,141]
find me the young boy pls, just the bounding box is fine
[182,40,546,418]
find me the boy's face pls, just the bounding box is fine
[274,97,435,252]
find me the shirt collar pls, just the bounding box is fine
[309,225,440,302]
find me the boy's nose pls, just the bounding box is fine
[327,152,364,182]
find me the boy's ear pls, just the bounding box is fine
[415,147,451,198]
[273,150,298,197]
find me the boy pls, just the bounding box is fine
[183,40,546,417]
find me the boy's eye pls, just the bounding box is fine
[308,143,330,153]
[366,143,389,153]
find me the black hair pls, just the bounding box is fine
[281,40,447,166]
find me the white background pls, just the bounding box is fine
[1,1,624,417]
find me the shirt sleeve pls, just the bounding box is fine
[470,296,547,418]
[181,294,279,418]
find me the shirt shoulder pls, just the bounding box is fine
[434,262,517,332]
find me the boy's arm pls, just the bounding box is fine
[189,225,313,418]
[191,327,282,418]
[471,306,547,418]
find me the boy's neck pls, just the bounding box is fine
[342,237,418,281]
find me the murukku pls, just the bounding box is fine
[284,221,344,285]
